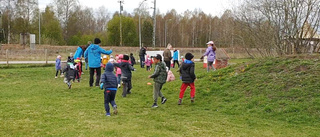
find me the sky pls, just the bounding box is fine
[39,0,241,17]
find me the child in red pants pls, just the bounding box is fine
[178,53,196,105]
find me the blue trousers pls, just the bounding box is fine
[104,90,117,114]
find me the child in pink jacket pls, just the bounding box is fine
[166,67,175,82]
[116,54,123,88]
[145,55,151,71]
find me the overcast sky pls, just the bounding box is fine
[39,0,241,17]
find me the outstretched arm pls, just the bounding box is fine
[99,47,113,55]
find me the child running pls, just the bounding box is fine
[148,54,167,108]
[63,62,76,89]
[115,55,122,88]
[178,53,196,105]
[100,63,118,116]
[114,55,135,97]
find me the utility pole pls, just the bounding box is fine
[7,0,11,44]
[152,0,156,48]
[118,0,124,46]
[38,0,41,46]
[138,0,147,49]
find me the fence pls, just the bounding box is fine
[0,45,279,65]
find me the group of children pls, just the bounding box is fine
[55,53,83,89]
[55,51,198,116]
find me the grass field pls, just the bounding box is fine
[1,57,320,136]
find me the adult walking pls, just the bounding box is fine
[163,44,172,70]
[202,41,216,72]
[139,46,147,68]
[172,49,180,68]
[84,38,113,87]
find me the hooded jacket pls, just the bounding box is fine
[150,61,167,84]
[84,44,112,68]
[74,46,83,59]
[173,50,179,60]
[55,58,61,70]
[179,60,196,83]
[100,63,118,90]
[203,46,216,62]
[113,60,134,80]
[63,63,76,80]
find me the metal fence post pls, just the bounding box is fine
[6,49,8,66]
[45,49,48,64]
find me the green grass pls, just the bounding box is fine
[1,57,320,136]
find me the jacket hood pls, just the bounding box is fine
[182,60,193,70]
[105,63,114,72]
[208,46,213,51]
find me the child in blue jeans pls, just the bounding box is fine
[100,63,118,116]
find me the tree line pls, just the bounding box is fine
[0,0,320,55]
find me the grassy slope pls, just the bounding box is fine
[0,58,320,136]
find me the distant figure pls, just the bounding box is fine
[113,55,135,97]
[139,46,147,68]
[74,45,87,74]
[173,49,180,68]
[100,63,118,116]
[145,55,151,71]
[84,38,113,87]
[130,53,136,66]
[63,62,76,89]
[148,54,168,108]
[163,44,172,70]
[55,55,63,78]
[202,41,216,72]
[115,55,122,88]
[67,53,74,63]
[178,53,196,105]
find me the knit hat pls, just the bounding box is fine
[185,53,194,60]
[123,55,129,60]
[94,38,101,44]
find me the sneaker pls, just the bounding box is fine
[60,75,64,78]
[113,106,118,115]
[151,103,158,108]
[55,76,58,78]
[127,91,131,94]
[117,84,121,88]
[68,83,72,89]
[81,72,84,75]
[191,98,195,103]
[106,113,111,116]
[178,99,182,105]
[161,97,167,104]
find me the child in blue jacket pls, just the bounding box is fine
[100,63,118,116]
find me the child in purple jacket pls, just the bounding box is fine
[55,55,63,78]
[203,41,216,72]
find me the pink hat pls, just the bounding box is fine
[118,54,124,59]
[206,41,214,45]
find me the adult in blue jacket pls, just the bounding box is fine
[173,49,180,68]
[74,45,87,73]
[84,38,113,87]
